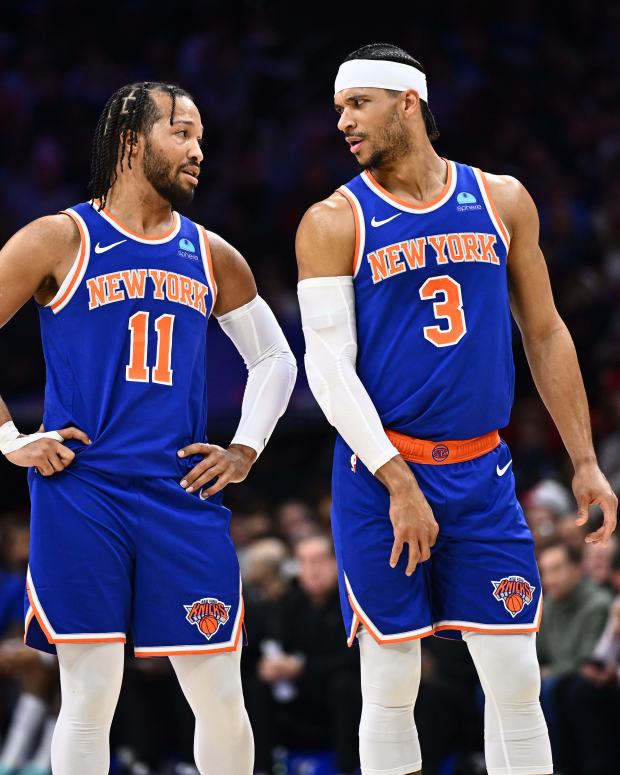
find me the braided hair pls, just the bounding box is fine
[343,43,440,143]
[89,81,194,210]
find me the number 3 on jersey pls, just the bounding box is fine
[419,275,466,347]
[126,311,175,385]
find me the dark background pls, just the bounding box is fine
[0,2,619,774]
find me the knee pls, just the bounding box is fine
[359,634,420,708]
[467,633,541,706]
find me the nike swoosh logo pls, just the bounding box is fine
[497,460,513,477]
[94,239,127,254]
[371,214,402,227]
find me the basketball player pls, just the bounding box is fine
[0,82,297,775]
[296,44,617,775]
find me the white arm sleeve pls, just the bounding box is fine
[217,295,297,457]
[298,276,398,474]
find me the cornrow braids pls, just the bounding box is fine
[343,43,440,143]
[89,81,194,210]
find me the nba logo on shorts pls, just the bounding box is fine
[184,597,231,639]
[491,575,535,618]
[350,454,357,473]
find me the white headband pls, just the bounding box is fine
[334,59,428,102]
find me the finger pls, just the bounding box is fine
[419,539,431,563]
[186,464,228,493]
[575,494,590,526]
[37,459,54,476]
[48,454,65,474]
[597,496,618,546]
[390,538,404,569]
[181,460,226,490]
[429,521,440,546]
[55,445,75,466]
[585,525,606,544]
[177,443,218,458]
[199,472,234,499]
[57,427,91,445]
[405,543,420,576]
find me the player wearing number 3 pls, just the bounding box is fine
[0,82,297,775]
[296,44,617,775]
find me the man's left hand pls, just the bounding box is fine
[573,462,618,546]
[177,443,257,497]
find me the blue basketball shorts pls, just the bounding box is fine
[331,435,542,645]
[24,466,244,657]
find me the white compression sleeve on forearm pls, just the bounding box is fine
[298,276,398,474]
[217,295,297,457]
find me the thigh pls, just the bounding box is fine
[331,436,437,645]
[26,467,135,653]
[429,441,542,638]
[132,479,243,657]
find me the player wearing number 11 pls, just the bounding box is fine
[0,82,297,775]
[296,44,617,775]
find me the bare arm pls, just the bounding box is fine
[296,194,438,575]
[0,215,91,471]
[488,173,617,544]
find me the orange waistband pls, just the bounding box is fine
[385,429,500,465]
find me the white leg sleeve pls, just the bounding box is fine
[463,632,553,775]
[170,641,253,775]
[52,642,124,775]
[358,629,422,775]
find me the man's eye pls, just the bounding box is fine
[177,130,187,137]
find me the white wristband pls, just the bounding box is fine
[0,420,63,456]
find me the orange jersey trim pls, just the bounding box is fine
[337,187,362,276]
[50,211,87,313]
[477,170,511,248]
[25,583,126,646]
[386,428,500,465]
[347,594,434,646]
[200,226,218,311]
[93,200,179,240]
[363,158,453,211]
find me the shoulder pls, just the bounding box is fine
[200,228,257,316]
[478,171,538,239]
[10,213,80,255]
[297,191,355,243]
[296,191,356,279]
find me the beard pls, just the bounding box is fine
[361,111,412,170]
[142,140,196,209]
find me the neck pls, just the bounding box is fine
[369,143,447,206]
[101,174,174,237]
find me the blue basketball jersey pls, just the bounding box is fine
[37,202,217,476]
[340,160,514,441]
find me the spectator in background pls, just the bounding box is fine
[554,547,620,775]
[247,533,361,775]
[241,537,291,686]
[0,517,56,775]
[537,539,612,770]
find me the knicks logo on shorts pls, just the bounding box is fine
[491,575,535,618]
[184,597,231,640]
[432,444,449,462]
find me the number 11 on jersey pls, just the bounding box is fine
[126,311,175,385]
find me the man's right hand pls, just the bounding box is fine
[5,426,91,474]
[389,482,439,576]
[376,455,439,576]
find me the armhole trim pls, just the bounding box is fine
[473,168,511,254]
[337,186,365,278]
[47,209,90,314]
[197,226,218,316]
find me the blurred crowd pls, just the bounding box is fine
[1,1,620,774]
